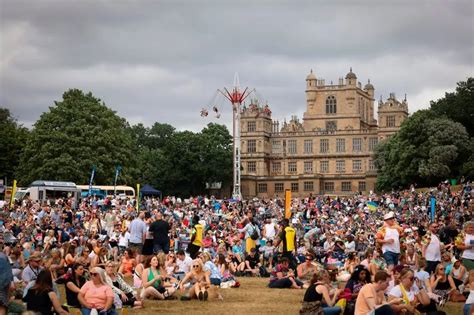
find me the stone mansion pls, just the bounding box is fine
[240,68,409,198]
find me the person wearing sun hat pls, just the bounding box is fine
[376,211,404,272]
[21,252,43,284]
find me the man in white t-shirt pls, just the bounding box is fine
[175,249,193,280]
[376,211,403,271]
[422,223,442,274]
[263,218,276,240]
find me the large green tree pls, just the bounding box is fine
[430,77,474,136]
[17,89,136,185]
[375,110,470,190]
[0,108,29,184]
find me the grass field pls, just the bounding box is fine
[127,277,463,315]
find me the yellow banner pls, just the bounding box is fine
[285,189,291,219]
[136,183,140,211]
[9,180,17,208]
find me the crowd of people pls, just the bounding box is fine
[0,179,473,315]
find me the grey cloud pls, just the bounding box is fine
[1,0,473,131]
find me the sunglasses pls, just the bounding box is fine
[90,272,98,276]
[439,268,445,271]
[192,265,199,268]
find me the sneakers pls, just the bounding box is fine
[203,291,208,301]
[198,291,204,301]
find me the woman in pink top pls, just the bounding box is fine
[78,267,116,315]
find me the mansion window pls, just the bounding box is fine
[304,181,314,191]
[324,182,334,192]
[386,115,396,127]
[336,160,345,173]
[304,161,313,173]
[304,139,313,153]
[291,183,299,192]
[358,181,366,192]
[352,160,362,172]
[272,162,282,173]
[320,139,329,153]
[342,182,352,191]
[247,161,256,173]
[272,140,282,154]
[288,161,297,173]
[258,183,267,193]
[275,183,284,193]
[320,161,329,173]
[336,138,345,152]
[326,96,337,114]
[287,140,297,154]
[326,121,337,131]
[369,159,376,171]
[247,140,256,153]
[247,121,256,132]
[352,138,362,152]
[368,137,378,151]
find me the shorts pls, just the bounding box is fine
[383,251,400,266]
[153,242,170,254]
[187,243,201,259]
[129,242,143,254]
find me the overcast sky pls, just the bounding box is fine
[1,0,473,132]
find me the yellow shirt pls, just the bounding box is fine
[192,224,203,247]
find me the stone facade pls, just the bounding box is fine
[240,68,409,198]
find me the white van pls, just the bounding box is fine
[16,180,81,207]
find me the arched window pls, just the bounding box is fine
[326,96,337,114]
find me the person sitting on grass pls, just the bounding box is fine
[179,259,211,301]
[268,257,303,289]
[201,252,223,285]
[237,248,261,277]
[23,269,68,315]
[300,270,343,315]
[296,252,319,288]
[104,262,143,308]
[78,267,116,315]
[140,256,167,300]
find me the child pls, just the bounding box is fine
[260,239,275,268]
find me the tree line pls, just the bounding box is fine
[1,89,232,196]
[1,78,472,195]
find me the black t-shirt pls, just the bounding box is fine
[149,219,170,244]
[65,276,86,307]
[245,253,260,268]
[24,288,54,315]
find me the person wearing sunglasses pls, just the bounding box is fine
[429,263,458,299]
[179,259,211,301]
[78,267,116,315]
[388,268,442,314]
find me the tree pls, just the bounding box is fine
[430,77,474,136]
[0,108,29,184]
[17,89,136,186]
[199,123,233,186]
[374,110,470,190]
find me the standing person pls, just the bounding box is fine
[149,212,170,254]
[422,222,443,275]
[376,211,403,272]
[0,252,13,315]
[239,216,260,254]
[128,211,147,262]
[456,221,474,271]
[263,217,277,241]
[274,219,297,269]
[187,215,203,259]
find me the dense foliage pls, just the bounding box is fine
[0,108,29,185]
[375,78,474,190]
[6,89,233,196]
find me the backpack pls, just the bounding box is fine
[250,224,259,240]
